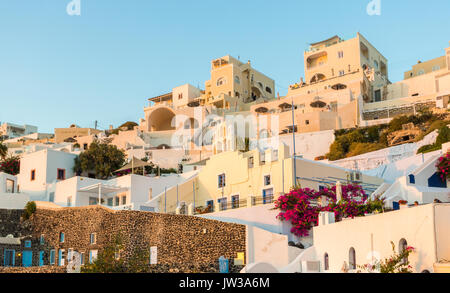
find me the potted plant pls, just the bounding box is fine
[398,200,408,209]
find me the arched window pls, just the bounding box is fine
[234,76,240,84]
[399,238,408,264]
[324,253,329,271]
[349,247,356,270]
[217,77,226,86]
[265,87,272,94]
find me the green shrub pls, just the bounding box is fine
[22,201,37,220]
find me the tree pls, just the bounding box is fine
[0,142,7,159]
[73,141,125,179]
[82,234,150,273]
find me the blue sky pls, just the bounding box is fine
[0,0,449,133]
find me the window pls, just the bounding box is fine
[338,51,344,58]
[58,249,65,266]
[417,69,425,76]
[122,196,127,205]
[206,200,214,212]
[90,233,97,245]
[83,143,88,150]
[68,248,74,262]
[374,60,379,69]
[305,120,310,125]
[264,175,271,186]
[6,179,14,193]
[349,247,356,270]
[24,240,32,248]
[30,169,36,181]
[374,89,382,102]
[115,196,120,206]
[432,65,441,71]
[40,234,45,245]
[50,250,56,265]
[339,70,345,76]
[265,87,272,94]
[107,198,113,206]
[218,173,226,188]
[217,77,226,86]
[234,76,240,84]
[89,250,98,264]
[67,196,72,207]
[57,169,66,180]
[60,232,65,243]
[218,197,228,211]
[231,195,240,209]
[324,253,329,271]
[80,252,85,265]
[178,93,183,100]
[399,238,408,264]
[263,188,274,204]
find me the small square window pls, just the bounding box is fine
[57,169,66,180]
[264,175,271,186]
[218,174,226,188]
[24,240,32,248]
[90,233,97,245]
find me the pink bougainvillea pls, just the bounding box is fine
[0,156,20,175]
[275,184,384,237]
[436,153,450,182]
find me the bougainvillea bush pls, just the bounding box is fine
[358,242,415,273]
[436,153,450,182]
[275,184,384,237]
[0,155,20,175]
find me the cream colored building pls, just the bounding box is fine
[54,125,102,143]
[148,144,383,214]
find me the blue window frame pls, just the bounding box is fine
[409,174,416,184]
[3,249,15,267]
[90,233,96,244]
[49,249,56,265]
[39,251,45,266]
[60,232,65,243]
[40,234,45,245]
[24,240,32,248]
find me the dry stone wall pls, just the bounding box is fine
[0,206,246,272]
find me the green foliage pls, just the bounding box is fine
[358,242,414,273]
[417,126,450,154]
[0,142,7,159]
[327,112,448,161]
[73,141,126,179]
[22,201,37,220]
[81,234,150,273]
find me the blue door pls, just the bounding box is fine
[3,249,15,267]
[22,251,33,267]
[39,251,45,266]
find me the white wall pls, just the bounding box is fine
[0,172,30,209]
[246,226,290,269]
[18,149,77,201]
[313,204,448,273]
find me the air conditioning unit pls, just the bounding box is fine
[301,261,321,273]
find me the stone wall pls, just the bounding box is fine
[0,266,65,273]
[0,206,246,271]
[363,102,435,121]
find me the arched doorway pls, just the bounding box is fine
[399,238,408,264]
[324,253,329,271]
[147,107,176,132]
[349,247,356,270]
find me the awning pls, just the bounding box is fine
[78,183,128,194]
[115,157,153,173]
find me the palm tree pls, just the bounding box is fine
[0,142,7,159]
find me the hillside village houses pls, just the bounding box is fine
[1,33,450,273]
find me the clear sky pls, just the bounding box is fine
[0,0,449,133]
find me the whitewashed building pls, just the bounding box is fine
[53,172,198,211]
[17,148,78,202]
[0,173,30,209]
[0,122,38,139]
